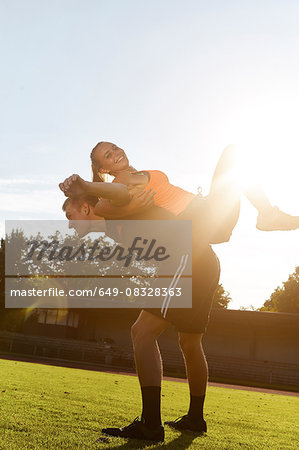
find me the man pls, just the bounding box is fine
[62,193,213,443]
[101,228,219,443]
[61,154,299,444]
[62,195,107,237]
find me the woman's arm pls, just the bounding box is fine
[95,189,156,219]
[59,174,131,206]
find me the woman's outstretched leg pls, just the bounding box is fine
[206,145,299,241]
[246,184,299,230]
[204,145,242,243]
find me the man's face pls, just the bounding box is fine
[64,202,91,238]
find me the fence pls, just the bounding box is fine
[1,329,299,390]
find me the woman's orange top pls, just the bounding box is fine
[145,170,195,216]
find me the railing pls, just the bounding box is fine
[1,331,299,389]
[0,331,134,369]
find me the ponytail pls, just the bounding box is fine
[90,142,105,182]
[91,163,104,182]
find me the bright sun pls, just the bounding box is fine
[228,101,299,215]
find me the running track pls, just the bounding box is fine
[1,354,298,397]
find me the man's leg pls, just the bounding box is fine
[132,310,170,426]
[165,331,208,433]
[131,310,169,387]
[178,332,207,396]
[102,310,169,442]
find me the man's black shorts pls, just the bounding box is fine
[119,202,221,334]
[144,245,220,334]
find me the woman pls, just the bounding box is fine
[60,142,299,237]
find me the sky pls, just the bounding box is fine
[1,0,299,309]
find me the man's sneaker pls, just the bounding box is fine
[256,206,299,231]
[164,415,207,433]
[102,416,164,442]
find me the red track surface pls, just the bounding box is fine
[1,353,298,397]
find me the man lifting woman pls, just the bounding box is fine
[59,143,299,442]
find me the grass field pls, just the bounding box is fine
[0,359,298,449]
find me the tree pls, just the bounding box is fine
[260,266,299,314]
[0,239,4,311]
[1,230,232,335]
[239,304,258,311]
[0,238,27,331]
[213,283,231,309]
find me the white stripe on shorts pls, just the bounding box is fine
[161,254,189,319]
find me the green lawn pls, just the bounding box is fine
[0,359,298,449]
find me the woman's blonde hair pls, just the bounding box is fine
[90,142,105,182]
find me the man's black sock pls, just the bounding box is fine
[141,386,162,429]
[187,394,205,421]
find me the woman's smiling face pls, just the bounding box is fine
[93,142,130,175]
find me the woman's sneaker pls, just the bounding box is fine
[164,415,207,433]
[102,416,164,442]
[256,206,299,231]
